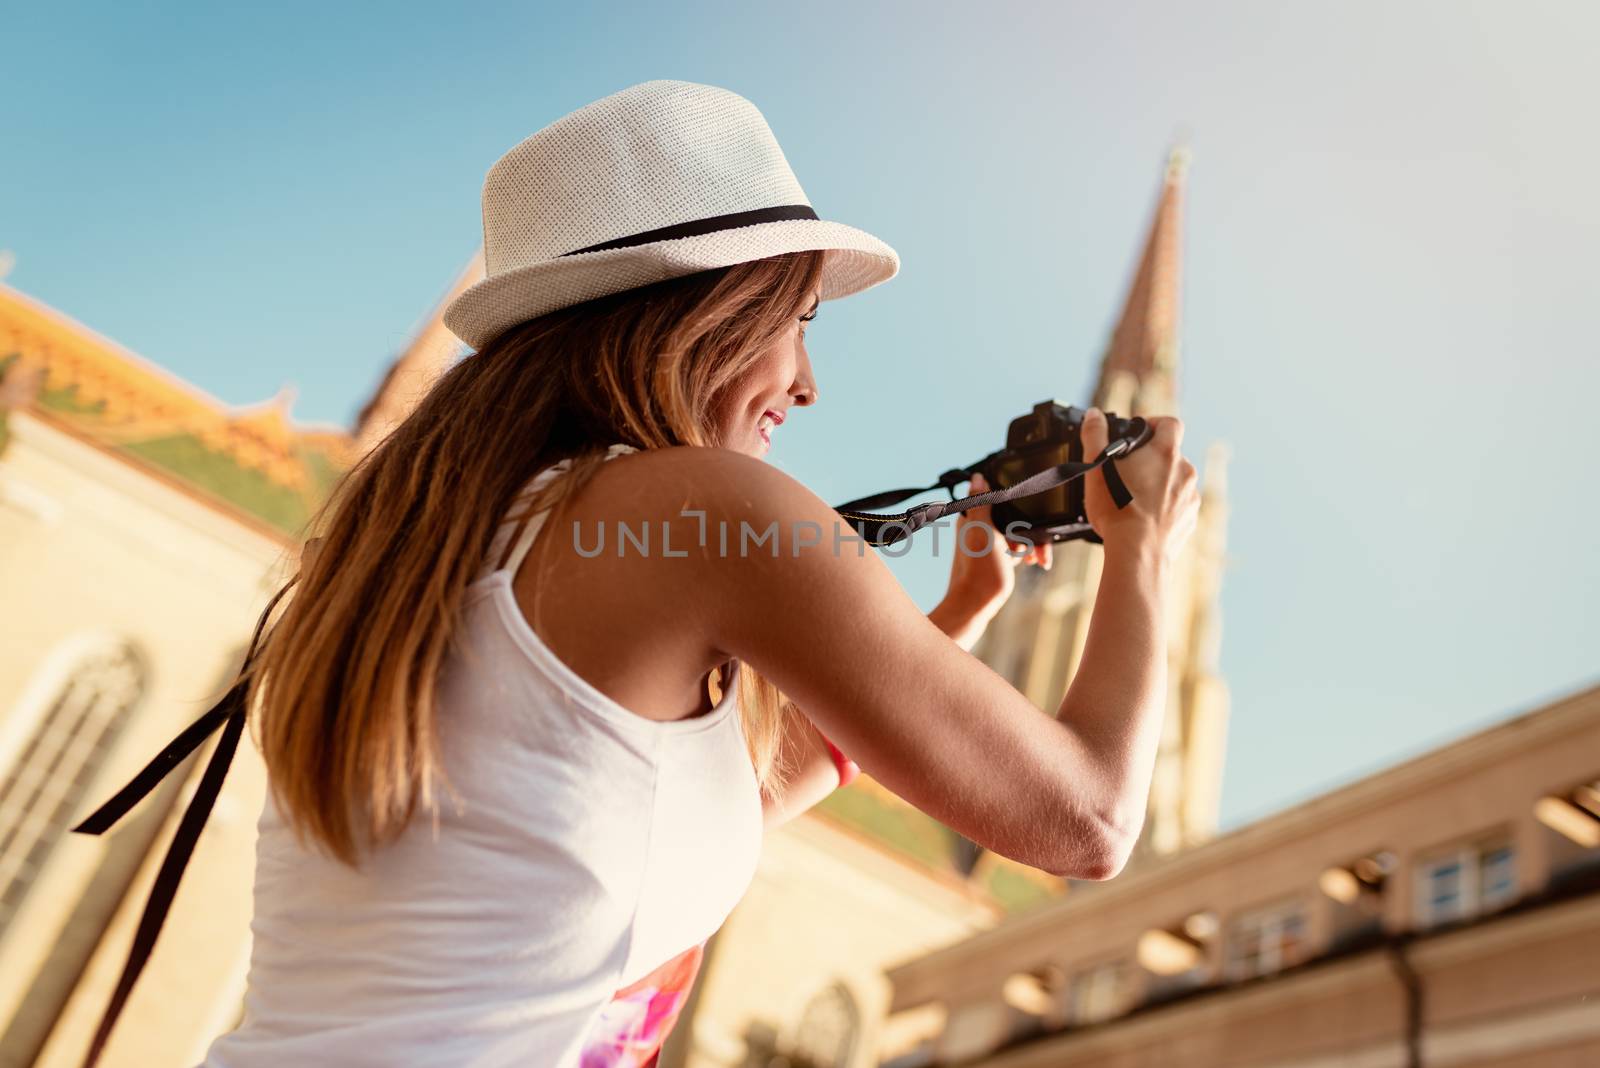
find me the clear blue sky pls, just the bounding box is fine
[6,1,1596,831]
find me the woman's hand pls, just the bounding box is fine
[1078,407,1199,565]
[931,472,1052,651]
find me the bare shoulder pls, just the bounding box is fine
[594,444,813,501]
[525,444,856,620]
[506,446,842,724]
[536,443,893,639]
[574,445,836,532]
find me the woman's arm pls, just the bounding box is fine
[570,412,1197,879]
[761,589,1020,831]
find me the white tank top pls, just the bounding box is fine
[203,443,764,1068]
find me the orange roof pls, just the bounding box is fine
[0,283,354,533]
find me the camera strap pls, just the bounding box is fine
[67,576,294,1068]
[834,433,1143,547]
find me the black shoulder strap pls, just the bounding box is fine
[69,576,295,1068]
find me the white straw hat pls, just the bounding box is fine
[443,79,900,350]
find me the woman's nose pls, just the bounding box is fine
[792,352,819,407]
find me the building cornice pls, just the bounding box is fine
[888,681,1600,1004]
[973,892,1600,1068]
[9,406,295,547]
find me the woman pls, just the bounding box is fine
[201,80,1199,1067]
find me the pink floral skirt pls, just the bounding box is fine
[579,940,707,1068]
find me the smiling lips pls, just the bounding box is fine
[757,409,785,446]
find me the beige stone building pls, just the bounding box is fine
[0,283,349,1068]
[0,262,495,1066]
[871,681,1600,1067]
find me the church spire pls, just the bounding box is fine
[1091,145,1189,418]
[967,144,1230,874]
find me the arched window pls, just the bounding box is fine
[791,981,862,1068]
[0,636,145,936]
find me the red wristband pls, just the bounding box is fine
[816,729,860,788]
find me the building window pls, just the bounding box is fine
[1479,844,1516,908]
[1420,855,1467,924]
[1414,836,1517,929]
[791,982,860,1068]
[0,639,145,936]
[1225,899,1308,980]
[1071,958,1134,1024]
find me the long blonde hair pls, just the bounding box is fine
[250,250,826,865]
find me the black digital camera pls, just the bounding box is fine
[975,400,1149,545]
[832,399,1151,548]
